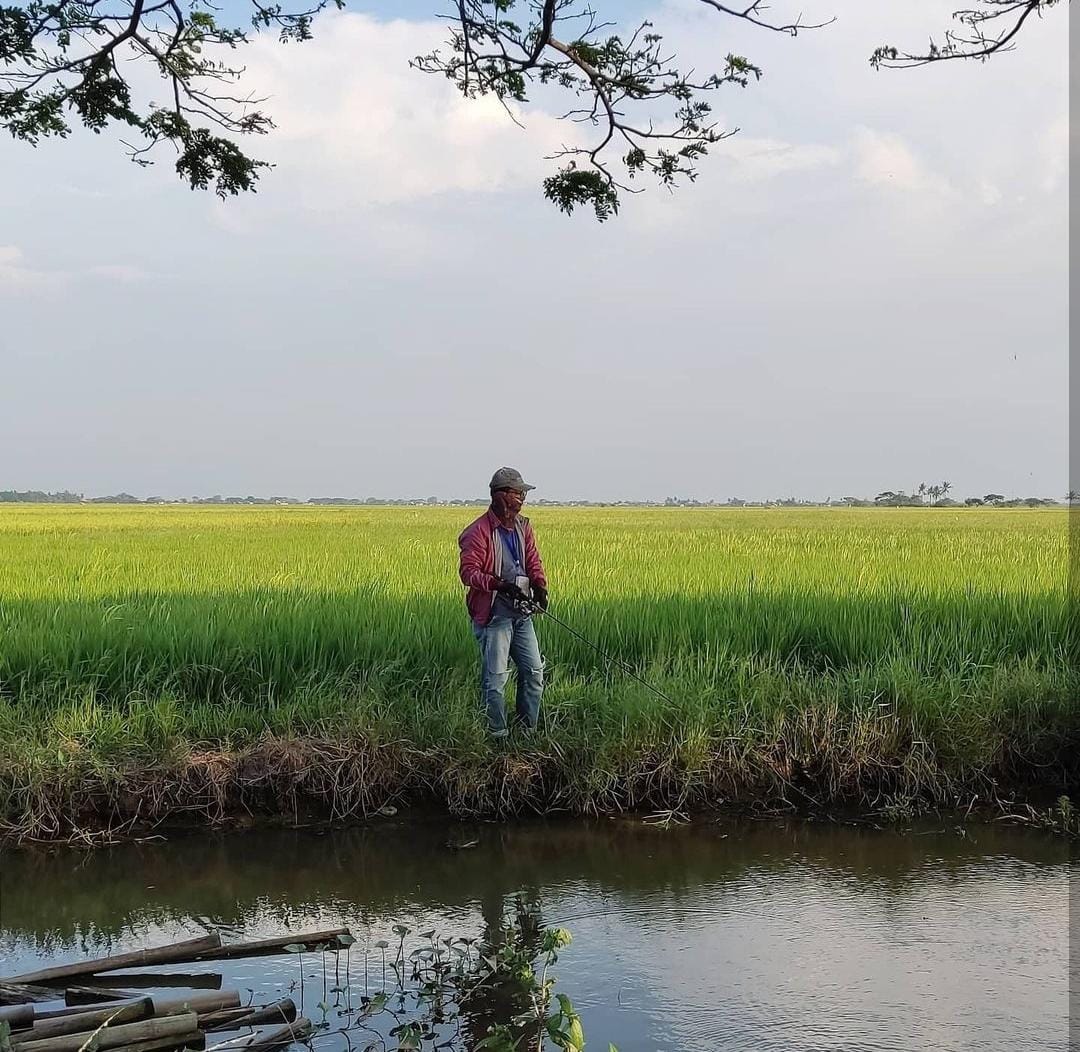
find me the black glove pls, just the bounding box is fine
[495,579,524,598]
[531,584,549,610]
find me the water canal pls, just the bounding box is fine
[1,818,1072,1051]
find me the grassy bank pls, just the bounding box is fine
[0,505,1075,839]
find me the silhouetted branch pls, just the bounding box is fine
[870,0,1058,68]
[0,0,1064,213]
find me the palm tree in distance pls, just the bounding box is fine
[917,480,952,506]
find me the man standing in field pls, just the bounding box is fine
[458,467,549,740]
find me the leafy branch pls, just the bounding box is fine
[0,0,345,195]
[0,0,1065,213]
[870,0,1061,68]
[412,0,781,219]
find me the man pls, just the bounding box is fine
[458,467,549,740]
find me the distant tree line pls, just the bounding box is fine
[1,490,141,503]
[1,488,1071,507]
[0,490,84,503]
[863,481,1063,509]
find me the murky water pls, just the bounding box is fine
[1,819,1072,1051]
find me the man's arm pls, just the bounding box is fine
[458,525,501,592]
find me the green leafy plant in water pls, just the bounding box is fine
[283,942,307,1012]
[389,1021,424,1049]
[330,931,357,1005]
[1054,795,1077,835]
[546,994,585,1052]
[285,911,617,1051]
[375,938,390,988]
[475,908,613,1052]
[392,923,412,985]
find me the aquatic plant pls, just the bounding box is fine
[276,908,604,1052]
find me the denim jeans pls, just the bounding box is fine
[472,615,543,737]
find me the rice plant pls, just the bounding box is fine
[0,504,1073,836]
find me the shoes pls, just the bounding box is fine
[488,725,538,748]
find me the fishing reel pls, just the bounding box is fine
[513,595,545,616]
[504,576,547,616]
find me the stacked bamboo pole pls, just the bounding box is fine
[0,929,352,1052]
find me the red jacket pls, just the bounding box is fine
[458,508,548,626]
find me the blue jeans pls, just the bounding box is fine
[472,615,544,737]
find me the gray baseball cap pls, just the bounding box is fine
[489,467,535,492]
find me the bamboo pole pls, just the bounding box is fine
[3,938,224,987]
[61,992,238,1016]
[7,929,348,993]
[11,999,153,1043]
[106,1034,205,1052]
[199,1000,296,1033]
[197,930,350,963]
[0,1005,35,1030]
[14,1012,199,1052]
[0,983,58,1006]
[153,994,240,1018]
[37,1003,137,1022]
[63,989,139,1008]
[246,1018,313,1051]
[81,976,222,992]
[205,1018,312,1052]
[31,998,213,1041]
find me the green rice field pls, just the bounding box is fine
[0,504,1075,838]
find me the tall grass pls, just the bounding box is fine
[0,505,1074,837]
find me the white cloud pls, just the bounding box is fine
[852,126,952,195]
[0,247,144,292]
[87,264,153,283]
[0,5,1067,499]
[0,246,63,292]
[236,11,840,212]
[978,180,1003,207]
[240,12,583,209]
[719,136,842,181]
[1039,112,1068,192]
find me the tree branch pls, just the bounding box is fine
[696,0,834,36]
[870,0,1057,68]
[0,0,1064,215]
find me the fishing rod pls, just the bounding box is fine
[513,594,676,706]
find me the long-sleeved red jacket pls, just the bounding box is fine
[458,508,548,626]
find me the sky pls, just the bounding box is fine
[0,0,1069,502]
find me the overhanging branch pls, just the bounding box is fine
[0,0,1064,213]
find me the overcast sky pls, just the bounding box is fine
[1,0,1068,502]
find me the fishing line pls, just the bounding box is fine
[516,597,676,706]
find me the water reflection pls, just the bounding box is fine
[1,818,1070,1052]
